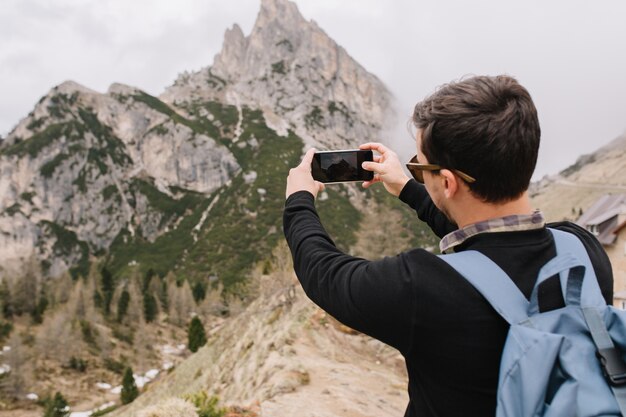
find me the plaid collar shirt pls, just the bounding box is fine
[440,210,546,254]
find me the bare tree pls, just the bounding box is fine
[35,303,77,363]
[133,315,149,372]
[11,255,41,316]
[198,282,225,317]
[126,280,143,326]
[0,332,31,399]
[48,272,73,307]
[168,280,196,327]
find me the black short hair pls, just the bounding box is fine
[412,75,541,203]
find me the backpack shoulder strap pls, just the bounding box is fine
[547,228,605,308]
[438,250,530,325]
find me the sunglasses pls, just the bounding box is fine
[406,155,476,184]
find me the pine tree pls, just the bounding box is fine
[143,293,158,323]
[43,392,69,417]
[159,278,169,312]
[101,267,114,315]
[188,316,207,353]
[192,282,206,303]
[31,291,49,324]
[121,367,139,404]
[0,280,12,319]
[117,288,130,322]
[93,289,103,310]
[143,268,156,292]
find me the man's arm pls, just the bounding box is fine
[399,179,457,238]
[358,142,457,239]
[283,191,415,353]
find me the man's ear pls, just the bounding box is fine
[439,169,458,199]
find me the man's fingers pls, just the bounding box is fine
[362,161,383,174]
[298,148,317,170]
[360,142,391,155]
[362,177,381,189]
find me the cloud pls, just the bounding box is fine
[1,0,625,178]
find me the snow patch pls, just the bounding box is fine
[145,368,160,379]
[0,364,11,374]
[96,382,112,390]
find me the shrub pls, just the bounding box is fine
[103,357,126,375]
[184,392,225,417]
[68,356,87,372]
[137,398,198,417]
[43,392,70,417]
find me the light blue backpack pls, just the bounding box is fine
[439,228,626,416]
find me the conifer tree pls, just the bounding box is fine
[101,267,114,315]
[31,291,49,324]
[143,268,156,292]
[188,316,207,353]
[117,288,130,322]
[143,293,158,323]
[121,367,139,404]
[192,282,206,303]
[159,278,169,312]
[0,280,12,319]
[43,392,69,417]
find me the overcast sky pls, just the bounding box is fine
[1,0,625,179]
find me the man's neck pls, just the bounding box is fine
[452,191,534,229]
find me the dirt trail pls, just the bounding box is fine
[259,312,409,417]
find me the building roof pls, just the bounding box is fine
[577,193,626,246]
[577,194,626,226]
[615,220,626,236]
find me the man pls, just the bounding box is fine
[283,75,612,416]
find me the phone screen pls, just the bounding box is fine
[311,150,374,183]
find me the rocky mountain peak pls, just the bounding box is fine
[1,81,91,147]
[253,0,310,44]
[258,0,305,24]
[163,0,394,150]
[107,82,142,96]
[54,80,96,96]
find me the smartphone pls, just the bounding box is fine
[311,149,374,183]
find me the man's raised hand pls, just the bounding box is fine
[286,148,325,199]
[359,142,411,197]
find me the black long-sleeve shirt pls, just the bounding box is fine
[283,179,613,417]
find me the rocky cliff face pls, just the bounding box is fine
[161,0,394,150]
[0,80,240,279]
[0,0,395,282]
